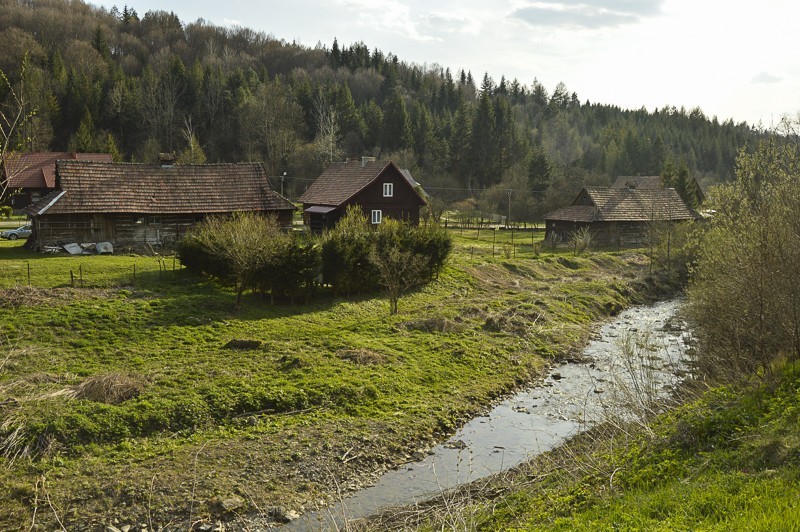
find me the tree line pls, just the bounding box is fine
[0,0,759,219]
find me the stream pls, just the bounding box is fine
[285,298,694,530]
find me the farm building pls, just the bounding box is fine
[545,186,698,247]
[612,174,706,206]
[1,152,113,211]
[299,158,426,232]
[24,160,295,250]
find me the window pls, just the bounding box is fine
[383,182,393,197]
[147,216,161,225]
[371,209,382,224]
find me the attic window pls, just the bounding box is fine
[383,182,393,197]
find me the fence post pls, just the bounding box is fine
[70,270,74,287]
[79,264,83,287]
[133,263,136,287]
[27,262,30,286]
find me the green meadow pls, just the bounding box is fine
[0,235,648,529]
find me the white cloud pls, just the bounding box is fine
[336,0,440,42]
[511,0,664,28]
[752,72,782,84]
[223,18,242,26]
[420,11,484,36]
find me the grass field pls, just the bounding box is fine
[0,234,651,529]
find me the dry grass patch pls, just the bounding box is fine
[70,372,147,404]
[0,286,114,308]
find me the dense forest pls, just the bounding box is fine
[0,0,758,218]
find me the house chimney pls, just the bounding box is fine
[361,156,376,167]
[159,152,176,167]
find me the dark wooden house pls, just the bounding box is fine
[24,160,295,249]
[545,187,698,246]
[299,159,426,232]
[2,152,113,211]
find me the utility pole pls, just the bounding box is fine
[506,189,512,227]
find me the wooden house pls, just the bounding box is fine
[612,174,706,206]
[24,160,295,249]
[2,152,113,211]
[545,186,698,247]
[299,159,426,232]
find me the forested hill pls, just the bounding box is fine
[0,0,757,216]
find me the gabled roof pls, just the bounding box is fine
[612,175,664,190]
[612,174,706,204]
[25,161,295,216]
[545,187,697,223]
[4,152,113,189]
[299,160,425,206]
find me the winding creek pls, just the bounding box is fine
[286,298,694,530]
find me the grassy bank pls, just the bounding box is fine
[0,235,651,529]
[370,358,800,531]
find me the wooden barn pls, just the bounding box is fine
[612,174,706,206]
[2,152,113,211]
[24,160,295,250]
[299,159,426,232]
[545,186,698,247]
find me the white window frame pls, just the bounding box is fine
[371,209,382,224]
[382,182,394,197]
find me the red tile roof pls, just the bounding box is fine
[4,152,113,188]
[25,161,295,216]
[546,187,697,223]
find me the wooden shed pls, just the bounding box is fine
[545,187,698,247]
[24,160,295,249]
[299,159,426,232]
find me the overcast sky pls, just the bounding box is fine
[91,0,800,127]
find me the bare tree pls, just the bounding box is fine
[369,246,427,315]
[313,90,343,165]
[189,213,283,308]
[0,60,37,198]
[176,116,207,164]
[240,80,303,175]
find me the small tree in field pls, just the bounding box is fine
[189,212,282,308]
[369,218,439,315]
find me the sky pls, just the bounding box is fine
[90,0,800,127]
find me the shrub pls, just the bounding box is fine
[0,205,12,218]
[321,206,379,295]
[688,126,800,379]
[257,233,321,304]
[178,213,283,306]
